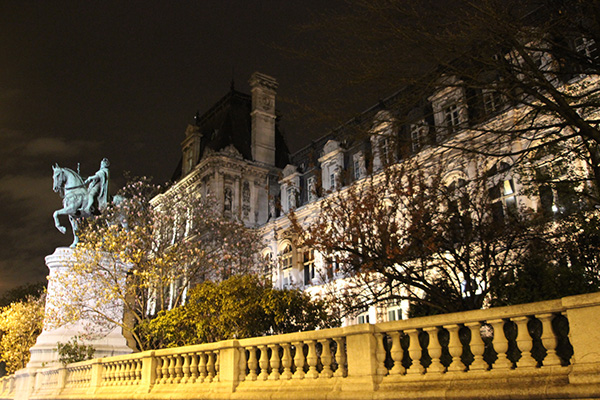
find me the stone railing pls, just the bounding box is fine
[2,292,600,400]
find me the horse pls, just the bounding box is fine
[52,164,92,247]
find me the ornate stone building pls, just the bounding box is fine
[162,48,599,324]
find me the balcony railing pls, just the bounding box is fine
[2,291,600,400]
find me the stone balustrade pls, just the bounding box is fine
[2,292,600,400]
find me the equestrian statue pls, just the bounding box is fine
[52,158,110,247]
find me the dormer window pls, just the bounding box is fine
[444,103,460,133]
[410,121,428,153]
[318,140,344,192]
[483,90,503,114]
[574,36,599,61]
[353,152,365,180]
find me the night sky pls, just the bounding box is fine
[0,1,351,294]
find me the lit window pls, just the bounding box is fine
[280,244,293,270]
[387,301,402,321]
[303,249,315,286]
[357,310,370,324]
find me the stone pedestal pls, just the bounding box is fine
[27,247,132,368]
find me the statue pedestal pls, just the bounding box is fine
[27,247,132,368]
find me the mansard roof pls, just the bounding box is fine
[171,87,290,181]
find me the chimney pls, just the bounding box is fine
[249,72,278,166]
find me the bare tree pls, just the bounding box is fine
[290,158,535,316]
[298,0,600,202]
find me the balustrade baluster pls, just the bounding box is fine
[292,342,306,379]
[182,353,191,383]
[513,316,537,368]
[424,327,444,374]
[333,337,347,377]
[538,313,562,367]
[445,324,466,372]
[281,343,293,379]
[135,360,142,382]
[198,353,208,382]
[489,319,512,370]
[321,339,334,378]
[465,322,488,371]
[405,329,425,374]
[247,348,258,381]
[306,340,319,379]
[268,344,281,380]
[189,353,199,383]
[238,348,247,382]
[388,332,405,375]
[374,333,388,377]
[122,362,130,384]
[207,352,216,382]
[174,354,183,383]
[160,356,169,384]
[167,355,176,383]
[258,346,269,380]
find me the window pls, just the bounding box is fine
[489,178,517,221]
[410,122,427,152]
[353,152,364,180]
[280,243,293,270]
[307,176,317,202]
[443,103,460,134]
[280,243,294,288]
[387,301,402,321]
[483,90,503,114]
[303,249,315,286]
[357,310,370,324]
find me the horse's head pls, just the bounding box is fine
[52,164,65,195]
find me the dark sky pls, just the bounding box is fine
[0,1,349,295]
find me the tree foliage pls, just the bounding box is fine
[138,274,339,348]
[0,294,45,374]
[47,177,263,351]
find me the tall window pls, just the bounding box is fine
[387,300,402,322]
[303,249,315,286]
[489,178,517,222]
[280,243,293,287]
[307,176,317,202]
[410,122,427,153]
[353,152,364,180]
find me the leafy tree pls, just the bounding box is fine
[47,177,263,351]
[290,158,534,316]
[138,274,339,348]
[56,336,96,365]
[301,0,600,201]
[0,294,45,374]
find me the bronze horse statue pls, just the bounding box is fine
[52,160,109,247]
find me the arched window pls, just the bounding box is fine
[280,243,294,287]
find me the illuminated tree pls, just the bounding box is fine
[137,274,339,348]
[0,294,45,374]
[48,177,263,351]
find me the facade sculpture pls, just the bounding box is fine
[52,159,110,247]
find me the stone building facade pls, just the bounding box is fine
[161,52,598,325]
